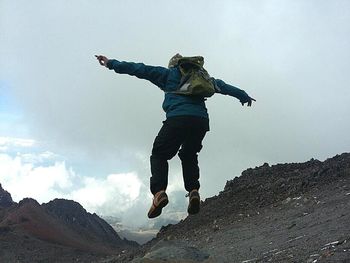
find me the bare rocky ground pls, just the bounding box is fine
[102,153,350,263]
[0,230,108,263]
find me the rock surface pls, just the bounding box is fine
[43,198,137,247]
[0,193,138,262]
[0,183,14,208]
[131,240,213,263]
[109,153,350,262]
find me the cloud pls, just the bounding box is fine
[70,172,143,214]
[0,154,71,202]
[0,136,35,149]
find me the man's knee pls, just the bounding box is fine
[178,149,198,162]
[151,149,178,161]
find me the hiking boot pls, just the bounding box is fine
[187,189,200,215]
[148,190,169,219]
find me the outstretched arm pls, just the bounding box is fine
[214,78,256,107]
[95,55,169,89]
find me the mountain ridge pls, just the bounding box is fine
[124,153,350,262]
[0,186,138,262]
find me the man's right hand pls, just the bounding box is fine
[95,55,109,67]
[240,96,256,107]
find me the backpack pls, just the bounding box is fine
[171,56,216,97]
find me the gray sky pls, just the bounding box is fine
[1,0,350,229]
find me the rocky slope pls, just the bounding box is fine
[0,186,138,262]
[107,153,350,262]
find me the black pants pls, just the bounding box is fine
[150,116,209,195]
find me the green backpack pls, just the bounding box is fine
[171,56,216,97]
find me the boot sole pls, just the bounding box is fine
[148,198,169,219]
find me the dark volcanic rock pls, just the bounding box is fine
[220,153,350,210]
[0,184,14,208]
[131,240,212,263]
[18,197,40,207]
[0,195,138,262]
[128,153,350,263]
[167,153,350,231]
[43,198,138,248]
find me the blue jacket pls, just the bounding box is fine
[107,59,251,119]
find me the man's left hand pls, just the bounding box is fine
[241,96,256,107]
[95,55,109,67]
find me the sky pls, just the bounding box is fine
[1,0,350,232]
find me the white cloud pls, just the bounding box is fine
[0,146,7,152]
[20,151,59,164]
[0,153,74,202]
[0,136,35,149]
[0,149,144,207]
[70,172,143,214]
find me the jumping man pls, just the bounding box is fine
[95,54,255,218]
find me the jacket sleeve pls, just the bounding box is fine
[214,78,251,103]
[107,59,169,89]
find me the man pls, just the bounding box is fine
[95,54,255,219]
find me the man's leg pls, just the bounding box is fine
[150,118,186,194]
[148,118,187,218]
[178,119,209,192]
[178,117,209,215]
